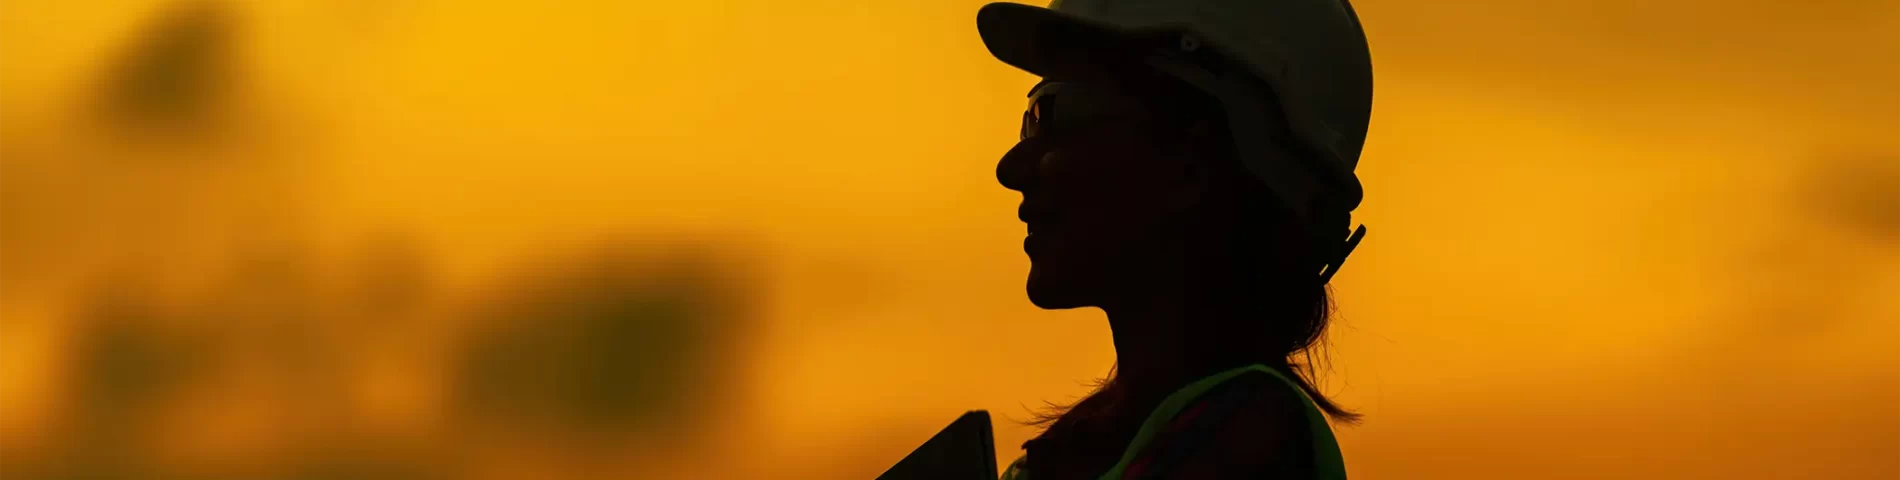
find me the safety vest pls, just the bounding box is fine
[999,364,1347,480]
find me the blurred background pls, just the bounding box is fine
[0,0,1895,478]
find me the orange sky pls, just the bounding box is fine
[1,1,1895,478]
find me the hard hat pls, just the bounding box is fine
[978,0,1375,282]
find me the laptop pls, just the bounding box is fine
[875,410,1000,480]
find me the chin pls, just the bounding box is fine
[1025,266,1091,310]
[1028,294,1089,310]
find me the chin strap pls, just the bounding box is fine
[1317,224,1368,285]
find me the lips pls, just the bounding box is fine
[1018,202,1059,256]
[1018,202,1059,230]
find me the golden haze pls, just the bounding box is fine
[0,0,1895,478]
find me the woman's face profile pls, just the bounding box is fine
[997,71,1212,310]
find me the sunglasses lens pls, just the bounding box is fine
[1020,96,1046,140]
[1019,82,1178,141]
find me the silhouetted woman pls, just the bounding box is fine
[976,0,1375,478]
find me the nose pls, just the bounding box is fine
[996,137,1045,193]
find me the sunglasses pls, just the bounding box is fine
[1019,80,1207,142]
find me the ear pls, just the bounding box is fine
[1161,121,1222,212]
[1162,145,1214,213]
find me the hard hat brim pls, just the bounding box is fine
[977,2,1147,79]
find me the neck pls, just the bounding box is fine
[1100,279,1265,406]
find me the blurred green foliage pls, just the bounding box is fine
[98,1,233,135]
[1810,154,1900,241]
[458,247,750,440]
[12,240,756,480]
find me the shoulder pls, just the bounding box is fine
[1191,371,1309,455]
[1132,370,1314,479]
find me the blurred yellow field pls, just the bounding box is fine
[1,1,1894,478]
